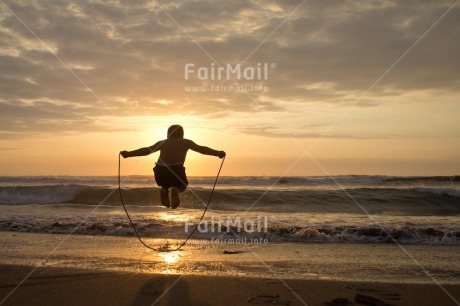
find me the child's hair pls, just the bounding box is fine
[167,125,184,138]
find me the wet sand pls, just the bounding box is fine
[0,232,459,305]
[1,264,459,306]
[1,232,459,283]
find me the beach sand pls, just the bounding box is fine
[1,264,460,306]
[0,232,459,305]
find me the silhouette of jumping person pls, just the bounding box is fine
[120,125,225,209]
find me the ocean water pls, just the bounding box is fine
[0,175,459,245]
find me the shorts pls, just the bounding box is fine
[153,164,188,190]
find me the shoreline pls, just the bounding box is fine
[1,232,459,284]
[1,264,459,306]
[1,232,459,305]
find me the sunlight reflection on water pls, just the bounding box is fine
[157,212,190,222]
[158,251,180,264]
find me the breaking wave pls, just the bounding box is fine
[1,185,459,215]
[0,216,457,245]
[1,175,458,245]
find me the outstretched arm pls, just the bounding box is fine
[189,141,226,158]
[121,141,162,158]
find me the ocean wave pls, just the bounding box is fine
[0,185,84,204]
[416,187,460,198]
[0,217,457,245]
[1,185,459,215]
[0,176,153,188]
[2,175,459,186]
[265,224,459,245]
[384,176,460,183]
[0,175,393,186]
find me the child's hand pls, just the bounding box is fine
[218,151,226,159]
[120,151,129,158]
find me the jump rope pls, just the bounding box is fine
[118,153,225,252]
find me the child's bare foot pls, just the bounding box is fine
[170,187,180,209]
[160,188,170,208]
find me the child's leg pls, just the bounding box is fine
[170,186,186,209]
[160,187,170,208]
[170,187,181,209]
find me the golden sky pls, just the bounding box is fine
[1,0,459,176]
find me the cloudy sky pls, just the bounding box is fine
[1,0,459,176]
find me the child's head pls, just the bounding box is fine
[167,125,184,138]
